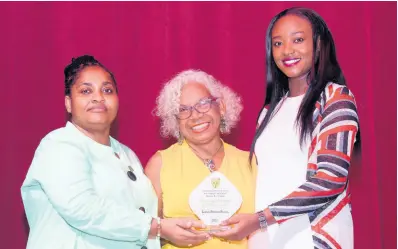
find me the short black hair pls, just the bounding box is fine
[64,55,117,96]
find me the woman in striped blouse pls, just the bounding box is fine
[213,7,361,249]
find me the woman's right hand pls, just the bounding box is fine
[161,218,211,247]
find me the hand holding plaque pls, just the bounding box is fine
[189,171,243,232]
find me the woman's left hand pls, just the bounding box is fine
[211,213,259,241]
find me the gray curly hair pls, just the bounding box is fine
[154,69,243,139]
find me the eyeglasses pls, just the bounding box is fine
[176,97,218,120]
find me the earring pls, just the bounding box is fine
[315,46,321,61]
[220,115,227,134]
[177,131,184,145]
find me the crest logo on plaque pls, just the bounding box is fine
[211,177,220,189]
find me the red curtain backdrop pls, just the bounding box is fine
[1,2,396,249]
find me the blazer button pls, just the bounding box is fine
[127,171,137,181]
[139,207,146,213]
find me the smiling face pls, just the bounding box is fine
[271,14,314,80]
[65,65,119,131]
[177,82,225,145]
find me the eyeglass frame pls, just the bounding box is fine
[175,97,219,120]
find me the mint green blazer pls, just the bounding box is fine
[21,122,160,249]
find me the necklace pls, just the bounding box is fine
[187,141,223,172]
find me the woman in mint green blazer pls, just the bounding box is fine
[21,55,209,249]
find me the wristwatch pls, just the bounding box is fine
[256,210,268,230]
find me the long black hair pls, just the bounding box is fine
[250,7,361,162]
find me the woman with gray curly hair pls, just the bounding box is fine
[145,69,257,249]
